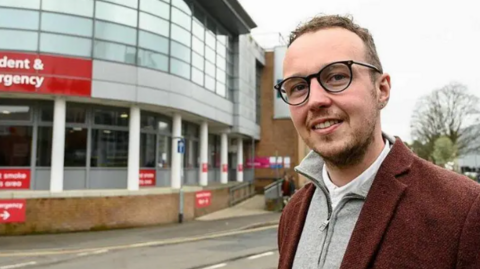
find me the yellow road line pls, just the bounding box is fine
[0,224,278,257]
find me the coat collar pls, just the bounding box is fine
[292,134,415,269]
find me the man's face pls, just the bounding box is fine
[283,28,389,166]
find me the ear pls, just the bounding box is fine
[377,73,391,109]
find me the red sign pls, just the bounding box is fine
[202,163,208,173]
[0,52,92,97]
[0,169,31,190]
[222,164,228,173]
[0,199,26,223]
[139,170,156,187]
[237,164,243,172]
[195,191,212,208]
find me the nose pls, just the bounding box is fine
[306,77,332,110]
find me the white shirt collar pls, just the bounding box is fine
[322,139,391,210]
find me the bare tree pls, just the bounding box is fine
[410,82,480,161]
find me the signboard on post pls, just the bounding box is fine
[139,170,156,187]
[0,169,31,190]
[177,139,185,154]
[202,163,208,173]
[0,199,26,223]
[195,191,212,208]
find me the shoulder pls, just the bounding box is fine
[406,155,480,209]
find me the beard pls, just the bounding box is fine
[307,102,379,170]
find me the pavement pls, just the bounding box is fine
[0,195,280,269]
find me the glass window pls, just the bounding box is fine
[0,126,32,167]
[66,106,87,123]
[205,30,215,49]
[93,107,129,126]
[0,30,38,51]
[192,19,204,40]
[157,135,171,168]
[40,106,53,122]
[0,105,31,121]
[216,68,226,83]
[65,127,87,167]
[140,0,169,20]
[192,52,204,70]
[158,120,170,133]
[171,0,191,15]
[139,31,169,54]
[217,42,226,58]
[41,12,93,37]
[171,7,191,31]
[171,24,190,46]
[0,8,39,30]
[192,67,203,86]
[42,0,94,17]
[216,81,226,97]
[216,55,226,70]
[40,33,91,57]
[137,49,168,71]
[0,0,40,9]
[192,37,204,56]
[139,12,169,37]
[96,1,137,27]
[36,127,52,167]
[90,129,129,167]
[102,0,138,9]
[205,61,215,76]
[140,133,156,168]
[95,21,137,46]
[94,41,136,64]
[183,138,198,168]
[205,47,215,64]
[205,75,215,91]
[170,58,190,79]
[141,113,155,130]
[171,41,190,63]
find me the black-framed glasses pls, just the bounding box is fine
[274,60,382,106]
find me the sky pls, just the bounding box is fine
[238,0,480,142]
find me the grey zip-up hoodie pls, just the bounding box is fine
[292,134,395,269]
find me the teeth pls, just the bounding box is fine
[315,120,340,129]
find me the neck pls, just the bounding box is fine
[326,132,385,187]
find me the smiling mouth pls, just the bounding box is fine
[312,120,343,130]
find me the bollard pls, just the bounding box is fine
[179,187,184,223]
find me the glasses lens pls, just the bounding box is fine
[281,77,309,105]
[319,63,352,92]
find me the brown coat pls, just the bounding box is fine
[278,139,480,269]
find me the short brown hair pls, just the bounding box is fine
[288,14,383,73]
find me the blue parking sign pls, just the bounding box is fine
[177,139,185,154]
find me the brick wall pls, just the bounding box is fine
[0,187,231,236]
[255,51,300,185]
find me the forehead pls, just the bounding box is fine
[283,28,366,77]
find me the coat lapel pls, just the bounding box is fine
[340,138,413,269]
[279,183,315,269]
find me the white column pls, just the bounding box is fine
[199,121,208,186]
[171,114,182,189]
[237,138,243,182]
[220,133,228,184]
[127,106,141,191]
[50,98,66,192]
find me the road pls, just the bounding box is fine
[0,227,279,269]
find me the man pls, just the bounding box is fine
[275,14,480,269]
